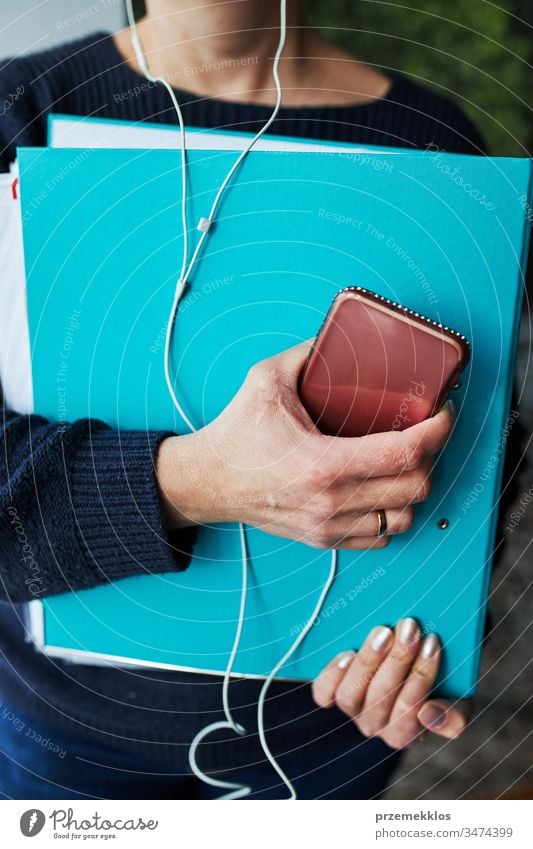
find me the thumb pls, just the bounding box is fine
[417,699,472,739]
[274,339,314,388]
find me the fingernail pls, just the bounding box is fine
[445,399,456,418]
[421,633,440,659]
[370,626,393,652]
[337,650,355,670]
[421,704,447,729]
[398,617,418,646]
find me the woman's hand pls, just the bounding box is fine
[312,620,472,749]
[157,341,454,546]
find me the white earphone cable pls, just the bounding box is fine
[126,0,336,800]
[255,549,337,799]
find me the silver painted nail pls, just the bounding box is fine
[337,650,355,670]
[371,626,392,651]
[421,634,439,659]
[398,617,418,645]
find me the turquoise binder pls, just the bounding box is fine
[18,142,532,697]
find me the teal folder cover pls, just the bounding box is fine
[18,144,532,697]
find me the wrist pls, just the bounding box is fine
[156,430,228,530]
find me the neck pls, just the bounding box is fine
[129,0,305,104]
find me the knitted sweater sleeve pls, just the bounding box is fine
[0,58,197,604]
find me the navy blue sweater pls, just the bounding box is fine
[0,30,503,764]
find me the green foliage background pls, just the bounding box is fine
[133,0,531,155]
[306,0,531,155]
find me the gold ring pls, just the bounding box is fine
[376,509,388,537]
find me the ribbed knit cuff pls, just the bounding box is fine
[71,424,197,586]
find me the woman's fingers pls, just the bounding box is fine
[306,504,416,549]
[312,624,471,751]
[379,633,441,748]
[333,626,394,717]
[355,618,421,738]
[311,650,355,708]
[418,698,472,739]
[314,505,413,549]
[336,461,433,512]
[321,403,454,479]
[335,535,391,550]
[331,506,415,538]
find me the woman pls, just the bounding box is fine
[0,0,480,800]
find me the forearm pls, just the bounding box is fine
[0,404,194,603]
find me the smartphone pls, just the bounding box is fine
[298,286,470,437]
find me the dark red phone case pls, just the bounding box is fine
[298,287,470,438]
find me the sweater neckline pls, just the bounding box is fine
[99,30,401,115]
